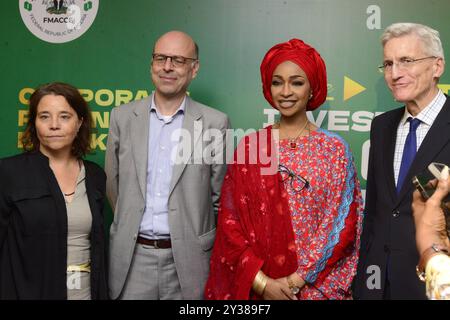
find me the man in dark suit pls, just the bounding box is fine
[354,22,448,299]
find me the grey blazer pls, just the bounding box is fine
[105,94,230,299]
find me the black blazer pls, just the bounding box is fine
[353,96,450,300]
[0,152,108,299]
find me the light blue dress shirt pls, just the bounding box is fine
[139,95,185,239]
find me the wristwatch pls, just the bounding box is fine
[416,243,450,282]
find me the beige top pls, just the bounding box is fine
[426,253,450,300]
[66,165,92,300]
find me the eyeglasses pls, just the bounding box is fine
[378,56,437,73]
[152,53,198,68]
[278,164,309,193]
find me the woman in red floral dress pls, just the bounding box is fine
[205,39,364,300]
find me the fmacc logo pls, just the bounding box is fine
[19,0,99,43]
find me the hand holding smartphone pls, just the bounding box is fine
[412,162,450,238]
[412,163,450,199]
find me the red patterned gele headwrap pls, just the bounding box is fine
[260,38,327,111]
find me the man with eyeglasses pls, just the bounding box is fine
[354,23,450,300]
[105,30,230,299]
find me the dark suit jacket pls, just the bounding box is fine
[0,152,108,299]
[353,96,450,300]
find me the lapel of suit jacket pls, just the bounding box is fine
[130,95,151,200]
[381,108,404,204]
[168,96,203,198]
[396,96,450,205]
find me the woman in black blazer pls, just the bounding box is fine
[0,82,108,299]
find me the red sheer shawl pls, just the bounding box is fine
[204,128,297,300]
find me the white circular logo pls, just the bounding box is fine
[19,0,99,44]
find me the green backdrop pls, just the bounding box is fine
[2,0,450,201]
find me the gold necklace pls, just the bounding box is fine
[279,120,309,149]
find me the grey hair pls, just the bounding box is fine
[381,23,445,62]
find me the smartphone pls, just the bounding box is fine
[428,162,450,180]
[413,162,450,238]
[412,175,434,200]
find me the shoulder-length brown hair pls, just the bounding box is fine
[21,82,93,158]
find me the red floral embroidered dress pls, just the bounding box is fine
[204,127,364,300]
